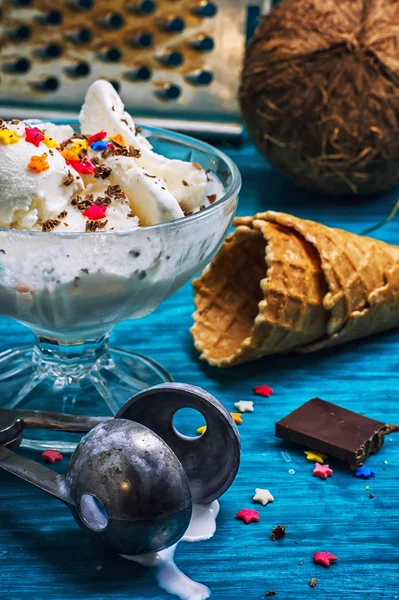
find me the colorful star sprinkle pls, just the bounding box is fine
[305,450,328,463]
[236,508,260,524]
[197,425,207,435]
[88,131,107,144]
[69,140,88,154]
[254,384,273,397]
[230,412,243,425]
[43,135,59,149]
[41,450,63,464]
[253,488,274,506]
[25,127,44,147]
[355,465,375,479]
[234,400,254,413]
[61,149,80,162]
[312,463,333,480]
[0,129,19,145]
[28,154,49,173]
[90,141,109,151]
[313,551,337,567]
[67,159,96,175]
[110,134,126,146]
[82,205,107,220]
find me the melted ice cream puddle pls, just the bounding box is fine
[123,501,220,600]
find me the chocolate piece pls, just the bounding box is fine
[275,398,399,469]
[271,525,285,541]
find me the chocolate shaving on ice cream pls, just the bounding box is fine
[42,219,61,232]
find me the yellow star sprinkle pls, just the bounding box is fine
[0,129,19,145]
[197,425,207,435]
[110,134,126,146]
[61,149,80,162]
[365,485,369,490]
[43,135,59,149]
[230,412,243,425]
[304,450,328,463]
[70,140,88,154]
[28,153,49,173]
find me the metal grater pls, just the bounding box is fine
[0,0,266,138]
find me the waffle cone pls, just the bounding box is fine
[191,211,399,367]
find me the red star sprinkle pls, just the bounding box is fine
[82,205,107,220]
[313,463,333,479]
[254,385,274,397]
[88,131,107,144]
[236,508,260,524]
[369,493,374,499]
[313,552,337,567]
[41,450,63,464]
[67,159,96,174]
[25,127,45,147]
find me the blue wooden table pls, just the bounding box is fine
[1,144,398,600]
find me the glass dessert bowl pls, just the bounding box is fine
[0,125,241,451]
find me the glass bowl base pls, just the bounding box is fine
[0,345,172,453]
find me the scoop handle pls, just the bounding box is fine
[2,408,111,432]
[0,446,73,506]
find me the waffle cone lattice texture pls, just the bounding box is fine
[191,212,399,367]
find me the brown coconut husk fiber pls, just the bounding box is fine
[191,212,399,367]
[239,0,399,195]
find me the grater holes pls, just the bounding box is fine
[97,47,123,63]
[124,66,152,82]
[154,83,181,101]
[35,10,63,26]
[189,34,214,52]
[6,0,31,5]
[191,1,218,18]
[157,50,184,67]
[31,76,60,92]
[158,15,185,33]
[66,0,94,10]
[34,44,62,60]
[126,0,157,15]
[64,62,91,78]
[5,24,31,41]
[97,13,125,30]
[65,28,92,44]
[185,69,214,86]
[2,57,30,74]
[127,31,153,48]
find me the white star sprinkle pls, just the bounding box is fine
[234,400,254,413]
[253,488,274,506]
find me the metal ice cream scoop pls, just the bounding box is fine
[0,383,240,555]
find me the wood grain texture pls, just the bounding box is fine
[0,145,399,599]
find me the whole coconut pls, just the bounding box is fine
[239,0,399,195]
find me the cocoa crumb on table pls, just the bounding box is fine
[309,578,317,588]
[265,592,276,597]
[271,525,286,541]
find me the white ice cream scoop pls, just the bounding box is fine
[79,79,150,150]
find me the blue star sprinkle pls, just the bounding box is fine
[90,141,109,151]
[355,465,375,479]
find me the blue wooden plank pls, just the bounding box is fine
[0,144,398,599]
